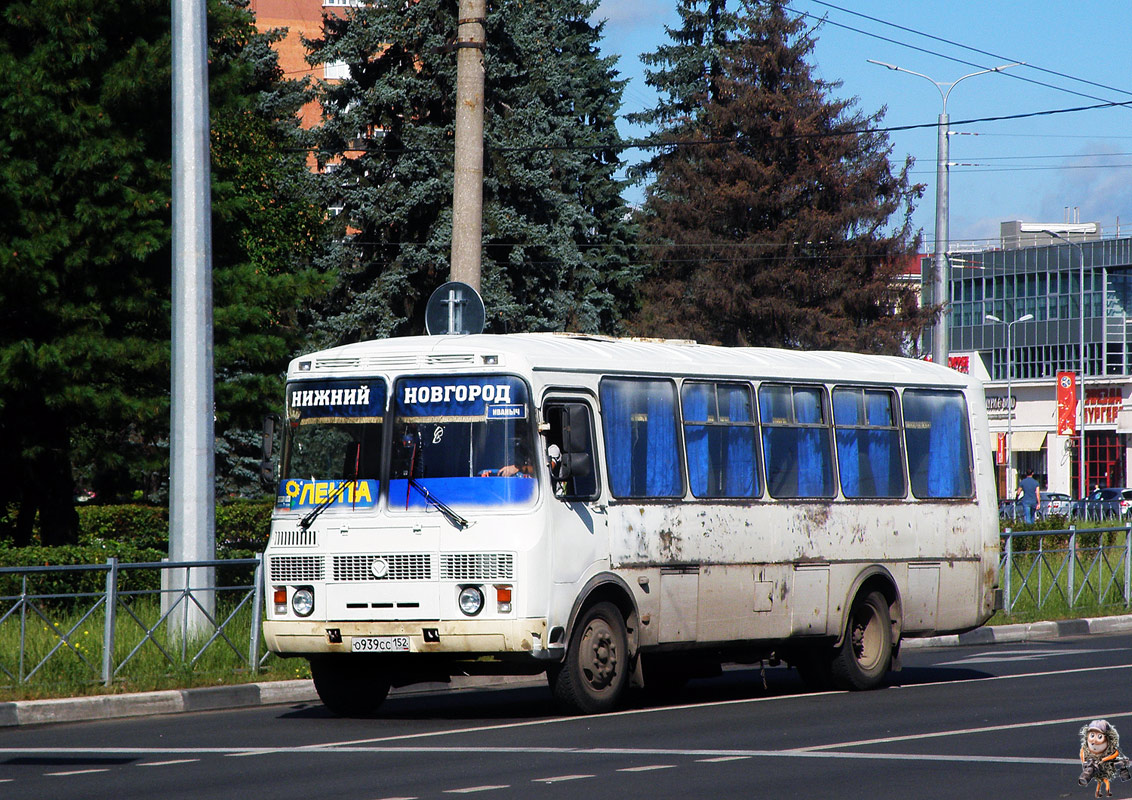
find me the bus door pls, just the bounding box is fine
[542,398,606,583]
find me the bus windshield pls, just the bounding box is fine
[278,379,386,513]
[390,375,537,510]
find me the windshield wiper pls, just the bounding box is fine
[299,443,361,531]
[299,478,354,531]
[409,479,469,529]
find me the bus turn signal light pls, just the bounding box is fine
[496,585,512,613]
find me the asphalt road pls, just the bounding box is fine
[2,634,1131,800]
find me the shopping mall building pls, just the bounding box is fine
[938,221,1132,500]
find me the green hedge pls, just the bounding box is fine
[0,542,168,598]
[0,501,272,598]
[73,500,272,554]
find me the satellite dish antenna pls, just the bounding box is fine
[425,281,485,335]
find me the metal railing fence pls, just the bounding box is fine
[1000,526,1132,616]
[0,555,266,688]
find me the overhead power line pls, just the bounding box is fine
[787,1,1132,110]
[302,96,1132,160]
[802,0,1132,102]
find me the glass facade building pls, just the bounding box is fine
[944,231,1132,501]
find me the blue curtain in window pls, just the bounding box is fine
[683,384,710,496]
[865,392,897,497]
[647,385,680,495]
[834,391,861,497]
[928,396,964,497]
[726,388,756,495]
[795,389,824,496]
[758,392,776,492]
[600,382,634,497]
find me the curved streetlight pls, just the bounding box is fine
[870,60,1023,366]
[1042,229,1088,503]
[985,312,1034,513]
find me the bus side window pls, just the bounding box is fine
[902,389,974,499]
[758,383,835,499]
[545,402,599,500]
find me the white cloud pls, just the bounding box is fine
[1039,142,1132,230]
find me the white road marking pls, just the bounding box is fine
[618,764,676,772]
[532,774,594,783]
[697,756,751,763]
[443,785,509,793]
[46,768,110,776]
[138,759,201,767]
[3,662,1130,767]
[795,711,1132,752]
[936,647,1120,666]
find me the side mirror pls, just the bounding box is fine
[562,452,592,480]
[260,414,278,485]
[560,404,590,454]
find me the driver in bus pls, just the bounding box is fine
[479,442,534,477]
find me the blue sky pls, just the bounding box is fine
[594,0,1132,250]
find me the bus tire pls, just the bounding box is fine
[550,601,629,714]
[310,657,391,717]
[830,590,892,691]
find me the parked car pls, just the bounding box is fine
[999,498,1020,520]
[1040,491,1072,518]
[1000,491,1072,521]
[1071,487,1132,521]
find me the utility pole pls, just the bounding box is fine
[868,60,1021,366]
[450,0,485,292]
[170,0,216,637]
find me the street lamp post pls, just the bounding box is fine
[986,312,1034,512]
[869,60,1022,366]
[1043,230,1088,503]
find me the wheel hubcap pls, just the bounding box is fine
[581,619,618,690]
[851,605,882,671]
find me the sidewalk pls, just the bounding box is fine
[4,613,1132,728]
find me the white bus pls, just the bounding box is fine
[262,333,999,715]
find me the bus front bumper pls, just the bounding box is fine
[264,617,552,658]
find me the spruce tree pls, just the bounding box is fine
[629,0,927,353]
[304,0,639,344]
[0,0,326,543]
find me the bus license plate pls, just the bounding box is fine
[351,636,410,653]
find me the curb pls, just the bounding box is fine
[5,615,1132,728]
[0,673,543,729]
[901,612,1132,649]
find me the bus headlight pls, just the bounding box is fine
[458,586,484,616]
[292,586,315,617]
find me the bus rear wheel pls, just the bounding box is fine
[550,601,629,714]
[310,657,391,717]
[830,590,892,691]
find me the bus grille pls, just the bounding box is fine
[269,555,325,582]
[440,553,514,581]
[333,554,433,581]
[272,529,317,547]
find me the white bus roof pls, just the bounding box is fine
[289,333,976,390]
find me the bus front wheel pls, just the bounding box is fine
[310,657,391,717]
[550,601,629,714]
[830,590,893,690]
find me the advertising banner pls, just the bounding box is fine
[1057,371,1077,436]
